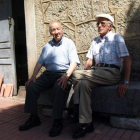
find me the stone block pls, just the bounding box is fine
[18,86,26,97]
[37,88,53,106]
[91,81,140,116]
[42,108,52,117]
[110,116,140,130]
[42,107,68,118]
[37,86,74,107]
[38,81,140,117]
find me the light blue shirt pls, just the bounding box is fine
[38,36,80,71]
[86,31,129,67]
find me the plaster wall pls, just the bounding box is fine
[25,0,140,80]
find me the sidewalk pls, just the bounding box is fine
[0,98,140,140]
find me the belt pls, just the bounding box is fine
[98,63,120,70]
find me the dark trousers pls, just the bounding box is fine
[24,70,72,119]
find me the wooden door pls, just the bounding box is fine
[0,0,17,95]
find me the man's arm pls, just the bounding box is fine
[25,62,42,87]
[66,62,78,76]
[57,62,77,90]
[84,58,93,70]
[116,56,131,97]
[123,56,131,81]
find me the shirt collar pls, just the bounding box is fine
[98,31,113,41]
[51,36,64,46]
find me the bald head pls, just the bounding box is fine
[49,21,64,44]
[49,21,63,32]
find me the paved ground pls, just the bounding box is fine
[0,98,140,140]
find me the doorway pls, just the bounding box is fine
[12,0,28,90]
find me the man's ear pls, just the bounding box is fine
[50,31,53,36]
[109,23,113,31]
[62,28,64,34]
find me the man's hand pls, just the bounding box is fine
[25,62,42,88]
[57,74,68,90]
[116,84,129,97]
[25,76,36,87]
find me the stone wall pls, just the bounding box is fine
[33,0,140,80]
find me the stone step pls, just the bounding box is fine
[110,116,140,130]
[18,86,26,97]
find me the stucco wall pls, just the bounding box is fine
[25,0,140,80]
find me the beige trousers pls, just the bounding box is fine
[72,67,121,123]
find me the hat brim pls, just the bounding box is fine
[96,14,114,23]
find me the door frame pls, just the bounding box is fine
[24,0,37,78]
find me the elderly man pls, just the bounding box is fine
[19,21,80,137]
[69,14,131,139]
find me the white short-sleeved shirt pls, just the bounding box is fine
[38,36,80,71]
[86,31,129,67]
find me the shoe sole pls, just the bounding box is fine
[19,123,41,131]
[49,131,61,137]
[72,128,94,139]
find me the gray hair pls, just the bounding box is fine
[107,20,114,31]
[108,20,113,24]
[108,20,113,29]
[49,21,63,32]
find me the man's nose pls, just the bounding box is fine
[98,23,102,27]
[55,29,59,34]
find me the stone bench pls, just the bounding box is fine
[90,81,140,130]
[38,81,140,130]
[38,81,140,116]
[91,81,140,116]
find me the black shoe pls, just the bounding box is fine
[64,114,79,123]
[19,115,41,131]
[72,122,94,139]
[49,121,63,137]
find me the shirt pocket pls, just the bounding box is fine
[103,42,116,63]
[94,48,101,64]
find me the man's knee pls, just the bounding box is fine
[54,81,71,92]
[25,82,40,98]
[26,82,34,92]
[78,80,89,88]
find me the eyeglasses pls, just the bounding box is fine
[96,21,107,27]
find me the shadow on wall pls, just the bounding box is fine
[124,3,140,80]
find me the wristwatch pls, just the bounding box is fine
[65,73,70,78]
[124,80,129,84]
